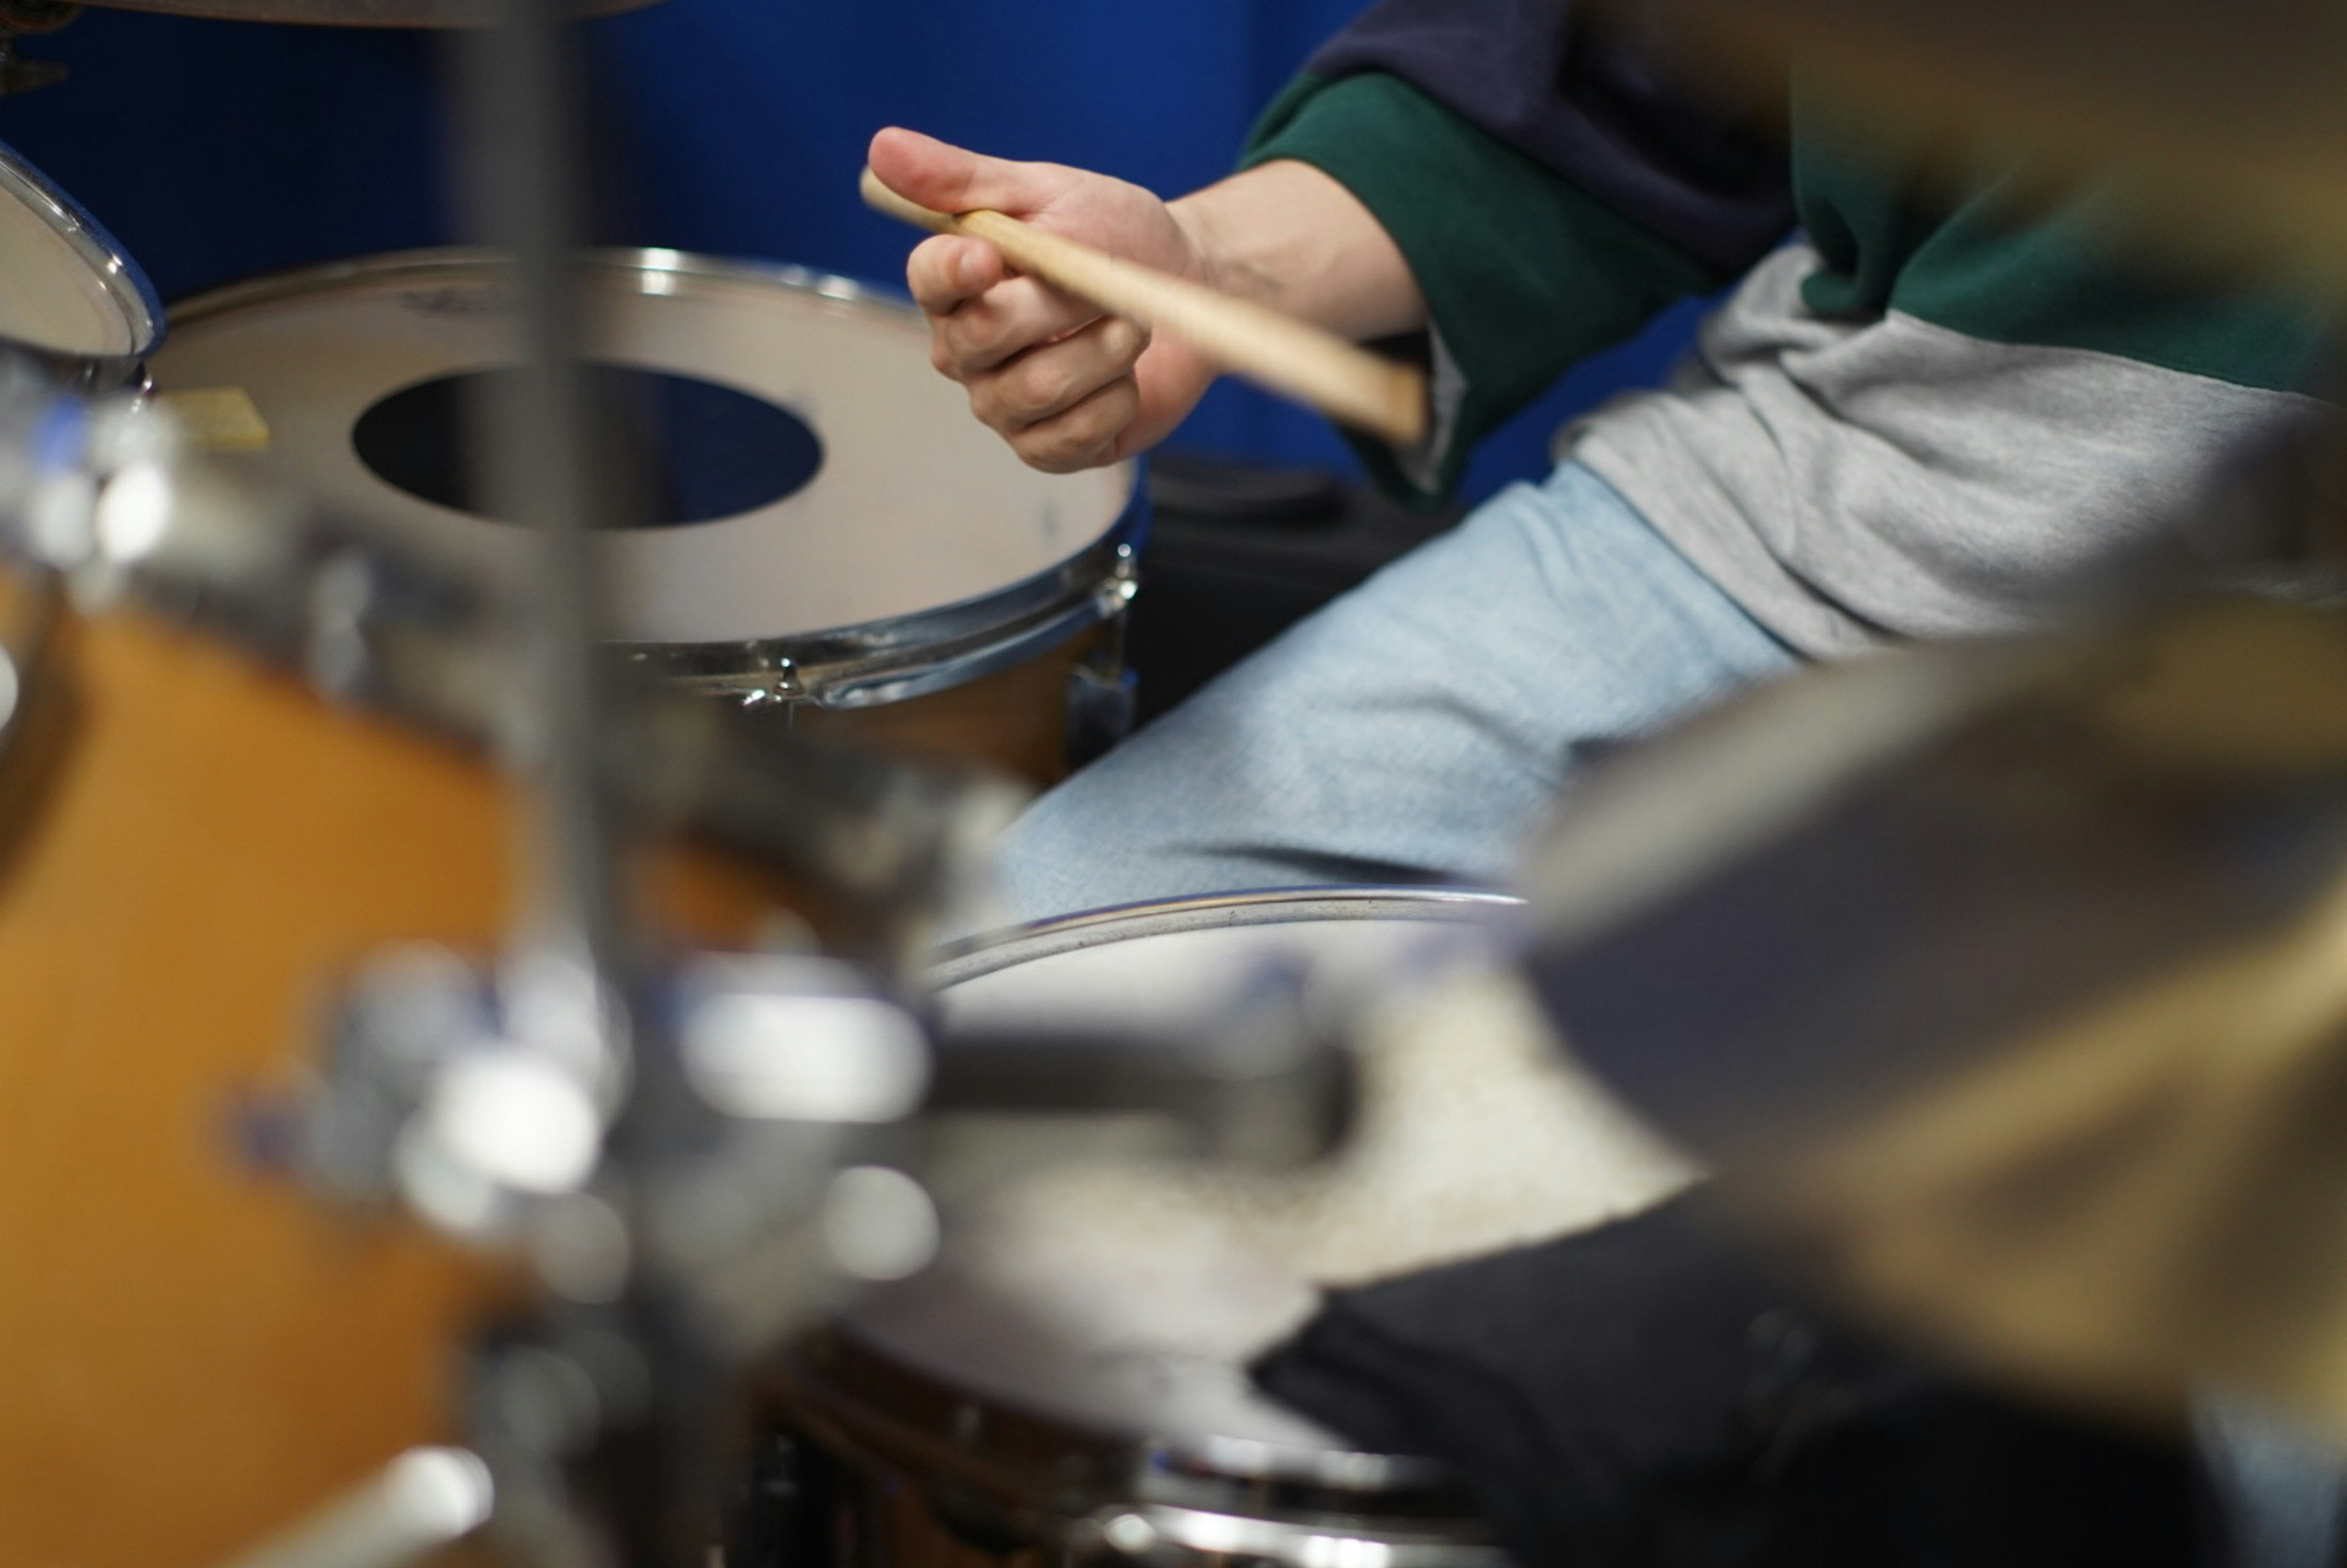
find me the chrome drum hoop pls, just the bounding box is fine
[931,887,1526,991]
[157,248,1148,678]
[761,888,1536,1568]
[617,502,1145,711]
[0,142,163,383]
[774,1321,1516,1568]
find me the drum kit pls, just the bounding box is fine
[14,0,2347,1566]
[0,9,1644,1568]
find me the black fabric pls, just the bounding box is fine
[1252,1196,2203,1568]
[1303,0,1792,274]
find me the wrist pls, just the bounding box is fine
[1166,188,1245,302]
[1167,161,1425,342]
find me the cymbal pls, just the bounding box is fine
[1521,595,2347,1429]
[1617,0,2347,285]
[67,0,658,24]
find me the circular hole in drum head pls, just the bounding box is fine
[351,365,825,528]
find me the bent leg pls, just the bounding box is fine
[992,461,1798,922]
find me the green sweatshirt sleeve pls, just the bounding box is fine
[1241,71,1730,506]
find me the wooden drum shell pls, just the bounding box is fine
[0,599,776,1568]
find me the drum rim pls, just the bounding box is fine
[0,138,163,372]
[931,885,1526,991]
[166,243,902,334]
[806,887,1530,1501]
[164,246,1150,706]
[790,1315,1504,1515]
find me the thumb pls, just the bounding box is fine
[867,126,1071,219]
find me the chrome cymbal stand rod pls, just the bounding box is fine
[451,9,721,1568]
[461,0,627,999]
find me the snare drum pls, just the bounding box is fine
[146,249,1148,783]
[757,892,1696,1568]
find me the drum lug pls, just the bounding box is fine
[1066,571,1137,769]
[728,1431,852,1568]
[736,656,805,707]
[1065,661,1136,771]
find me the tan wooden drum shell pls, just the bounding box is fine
[0,591,776,1568]
[788,626,1102,786]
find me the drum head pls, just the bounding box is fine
[0,141,161,367]
[148,249,1139,649]
[823,890,1692,1472]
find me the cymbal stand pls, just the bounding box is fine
[446,0,734,1560]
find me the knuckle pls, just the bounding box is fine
[967,381,1018,436]
[1107,317,1150,364]
[905,243,957,308]
[956,306,1018,363]
[1008,354,1073,415]
[1019,438,1087,475]
[1027,398,1123,474]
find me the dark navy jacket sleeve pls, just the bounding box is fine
[1305,0,1792,275]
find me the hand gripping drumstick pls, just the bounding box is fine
[859,167,1428,448]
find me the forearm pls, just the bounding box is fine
[1169,159,1427,346]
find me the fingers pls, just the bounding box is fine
[969,315,1150,428]
[891,150,1101,382]
[1005,376,1145,474]
[916,264,1101,380]
[867,126,1074,221]
[873,125,1176,474]
[904,232,1001,314]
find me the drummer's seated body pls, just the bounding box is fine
[870,0,2335,1557]
[870,0,2328,930]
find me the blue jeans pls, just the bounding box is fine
[993,460,1801,922]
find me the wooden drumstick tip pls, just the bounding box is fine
[859,165,1429,448]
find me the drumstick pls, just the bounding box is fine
[859,167,1428,448]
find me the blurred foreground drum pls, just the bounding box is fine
[755,891,1696,1568]
[0,555,513,1568]
[148,249,1148,785]
[0,448,816,1568]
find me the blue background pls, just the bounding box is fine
[0,0,1699,504]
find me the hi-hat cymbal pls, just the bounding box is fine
[1618,0,2347,287]
[68,0,657,24]
[1522,595,2347,1430]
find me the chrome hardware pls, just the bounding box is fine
[217,1448,493,1568]
[0,134,160,376]
[301,942,948,1313]
[731,654,803,708]
[0,561,55,782]
[1065,660,1137,770]
[611,455,1151,711]
[1074,1501,1515,1568]
[1066,558,1138,768]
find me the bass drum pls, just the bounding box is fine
[0,544,796,1564]
[757,890,1697,1568]
[147,249,1149,785]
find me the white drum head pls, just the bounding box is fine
[854,891,1697,1452]
[0,142,160,366]
[148,249,1137,647]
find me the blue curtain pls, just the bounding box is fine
[0,0,1697,503]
